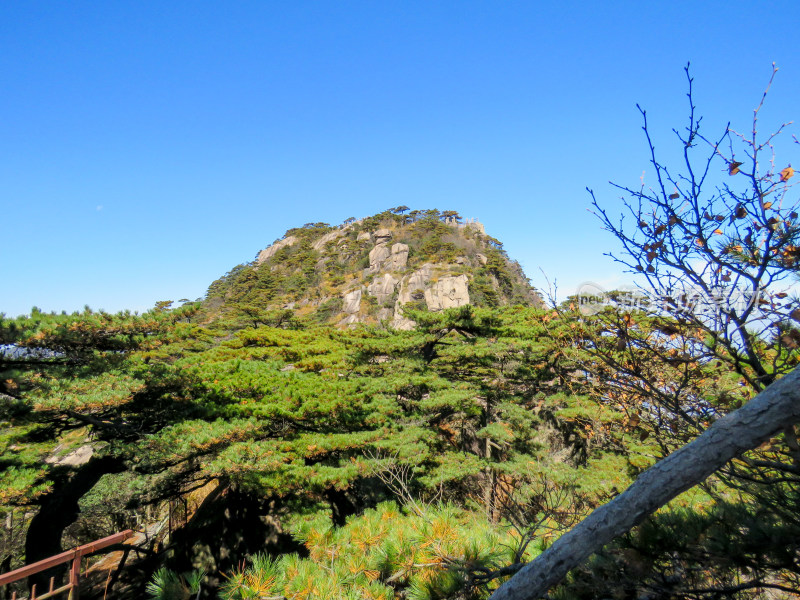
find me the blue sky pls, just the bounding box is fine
[2,1,798,317]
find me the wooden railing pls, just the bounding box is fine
[0,530,134,600]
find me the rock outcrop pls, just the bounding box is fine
[257,236,298,263]
[45,443,95,466]
[312,229,346,252]
[368,244,391,272]
[373,228,392,243]
[387,243,409,270]
[368,242,409,273]
[342,288,362,314]
[390,266,470,328]
[367,273,398,305]
[425,274,470,310]
[396,264,433,306]
[392,264,434,330]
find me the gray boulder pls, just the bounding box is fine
[425,274,470,310]
[342,288,362,314]
[373,228,393,243]
[368,244,391,272]
[387,243,409,270]
[367,273,398,305]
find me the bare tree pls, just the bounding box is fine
[589,63,799,394]
[491,65,800,599]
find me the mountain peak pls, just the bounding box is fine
[206,208,541,327]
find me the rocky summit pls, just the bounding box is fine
[206,207,541,327]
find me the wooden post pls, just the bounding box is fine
[67,556,80,600]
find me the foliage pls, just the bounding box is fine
[147,566,204,600]
[554,494,800,600]
[219,502,532,600]
[0,295,632,595]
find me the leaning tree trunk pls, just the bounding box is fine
[490,366,800,600]
[24,456,124,591]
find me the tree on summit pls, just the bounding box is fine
[440,209,462,223]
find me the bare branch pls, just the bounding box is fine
[491,366,800,600]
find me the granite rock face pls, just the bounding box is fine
[376,307,393,322]
[342,288,362,314]
[396,264,433,305]
[387,243,409,270]
[368,242,409,273]
[373,228,393,243]
[367,273,398,305]
[425,274,470,310]
[45,444,94,466]
[312,229,345,252]
[391,266,471,328]
[391,310,417,331]
[392,264,434,330]
[368,244,391,272]
[257,236,298,263]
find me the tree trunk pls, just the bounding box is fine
[484,398,496,523]
[490,366,800,600]
[25,456,124,591]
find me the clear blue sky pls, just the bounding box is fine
[2,1,798,317]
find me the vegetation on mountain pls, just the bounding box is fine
[205,207,538,330]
